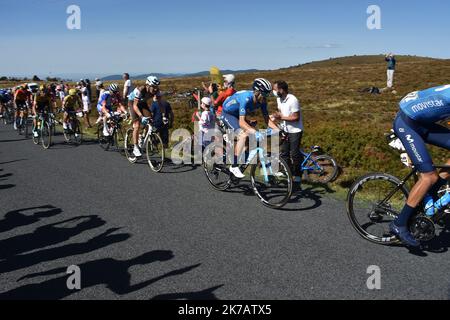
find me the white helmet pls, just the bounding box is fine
[146,76,160,86]
[201,97,212,106]
[253,78,272,94]
[223,74,235,85]
[109,83,119,92]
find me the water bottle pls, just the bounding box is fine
[424,194,435,217]
[434,191,450,212]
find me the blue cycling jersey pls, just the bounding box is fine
[222,90,268,118]
[97,91,113,109]
[400,85,450,123]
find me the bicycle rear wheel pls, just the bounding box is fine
[41,122,52,149]
[146,133,165,172]
[124,128,137,163]
[97,124,111,151]
[202,143,232,191]
[303,154,338,184]
[250,156,293,209]
[346,173,409,245]
[73,120,83,145]
[32,122,39,145]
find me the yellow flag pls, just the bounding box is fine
[210,66,223,86]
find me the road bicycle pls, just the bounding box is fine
[15,103,30,138]
[31,111,53,149]
[97,112,126,152]
[124,122,165,173]
[278,127,339,184]
[1,102,15,125]
[62,110,83,145]
[346,131,450,245]
[202,130,293,209]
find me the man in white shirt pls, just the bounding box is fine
[123,73,133,105]
[271,81,304,187]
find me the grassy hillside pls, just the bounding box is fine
[2,55,449,191]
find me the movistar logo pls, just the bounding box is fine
[406,135,414,143]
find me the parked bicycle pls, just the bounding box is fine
[346,131,450,246]
[124,121,165,172]
[203,130,293,209]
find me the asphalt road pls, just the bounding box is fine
[1,123,450,300]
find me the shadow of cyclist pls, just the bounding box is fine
[151,284,223,300]
[0,215,105,259]
[0,228,130,274]
[0,251,201,300]
[0,205,62,233]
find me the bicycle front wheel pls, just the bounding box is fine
[250,156,293,209]
[346,173,409,245]
[303,154,338,184]
[41,122,52,149]
[97,124,111,151]
[146,133,165,172]
[73,120,83,145]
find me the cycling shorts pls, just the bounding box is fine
[220,112,240,131]
[128,100,150,121]
[393,111,450,173]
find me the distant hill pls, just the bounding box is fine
[100,69,260,81]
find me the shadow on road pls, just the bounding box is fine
[0,170,14,190]
[0,159,27,165]
[151,284,223,300]
[0,251,200,300]
[0,205,62,233]
[0,215,106,259]
[0,228,131,274]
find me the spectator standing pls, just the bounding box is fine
[123,73,133,106]
[385,53,396,89]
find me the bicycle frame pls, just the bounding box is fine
[379,165,450,215]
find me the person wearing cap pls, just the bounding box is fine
[212,74,237,116]
[197,97,215,149]
[385,53,396,89]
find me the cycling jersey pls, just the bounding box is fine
[222,90,268,118]
[15,89,28,102]
[35,95,52,111]
[97,91,122,113]
[128,87,147,102]
[400,85,450,124]
[63,95,81,110]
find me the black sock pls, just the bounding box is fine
[395,204,416,227]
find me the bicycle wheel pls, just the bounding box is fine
[124,128,137,163]
[346,173,409,245]
[114,128,125,153]
[73,120,83,145]
[303,154,338,184]
[146,133,165,172]
[250,156,293,209]
[32,122,39,145]
[202,143,232,191]
[97,124,111,151]
[41,122,52,149]
[24,117,30,139]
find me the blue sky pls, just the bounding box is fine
[0,0,449,78]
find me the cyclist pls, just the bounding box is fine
[390,84,450,247]
[97,83,127,137]
[32,85,53,138]
[62,89,83,133]
[128,76,161,157]
[13,85,31,130]
[0,88,12,118]
[221,78,277,178]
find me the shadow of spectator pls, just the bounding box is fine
[0,251,201,300]
[0,215,106,259]
[0,205,63,233]
[151,285,223,300]
[0,228,130,274]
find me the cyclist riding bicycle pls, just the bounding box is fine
[32,85,53,138]
[127,75,161,157]
[220,78,278,178]
[62,89,83,133]
[0,88,12,118]
[97,83,128,137]
[13,85,31,130]
[390,84,450,247]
